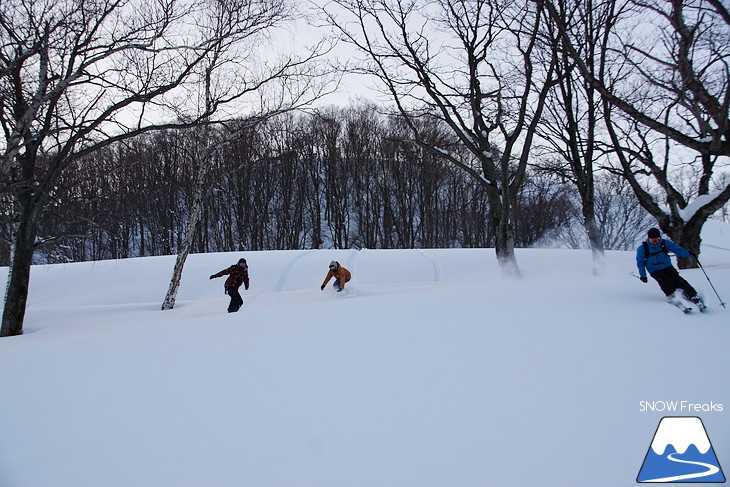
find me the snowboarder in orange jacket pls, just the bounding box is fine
[320,261,351,292]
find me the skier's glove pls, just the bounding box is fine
[209,275,215,280]
[689,247,698,257]
[321,285,325,291]
[640,276,648,283]
[337,288,342,292]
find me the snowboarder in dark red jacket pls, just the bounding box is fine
[210,258,250,312]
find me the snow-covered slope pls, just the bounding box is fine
[0,221,728,487]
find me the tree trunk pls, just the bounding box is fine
[665,224,701,270]
[161,161,208,311]
[491,195,521,278]
[582,204,606,276]
[585,220,606,276]
[1,201,38,337]
[494,226,520,277]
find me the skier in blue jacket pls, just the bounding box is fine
[636,228,705,309]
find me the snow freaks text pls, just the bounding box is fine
[639,401,724,413]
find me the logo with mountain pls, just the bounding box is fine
[637,416,725,483]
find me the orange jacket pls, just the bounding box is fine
[321,266,351,289]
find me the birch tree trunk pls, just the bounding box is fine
[161,156,210,310]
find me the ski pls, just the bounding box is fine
[687,296,708,312]
[668,300,692,313]
[689,296,708,312]
[667,291,691,313]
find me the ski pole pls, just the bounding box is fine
[696,258,727,309]
[630,272,646,281]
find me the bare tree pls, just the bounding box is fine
[512,177,573,247]
[160,0,337,311]
[0,0,332,336]
[321,0,559,276]
[543,0,730,267]
[593,172,654,250]
[534,0,615,274]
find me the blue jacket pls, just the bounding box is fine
[636,238,691,278]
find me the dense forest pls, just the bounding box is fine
[0,105,658,266]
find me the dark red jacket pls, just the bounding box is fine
[211,264,250,290]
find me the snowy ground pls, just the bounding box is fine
[0,221,728,487]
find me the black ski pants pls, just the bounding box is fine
[650,266,697,299]
[225,286,243,312]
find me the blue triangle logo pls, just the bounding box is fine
[638,416,726,483]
